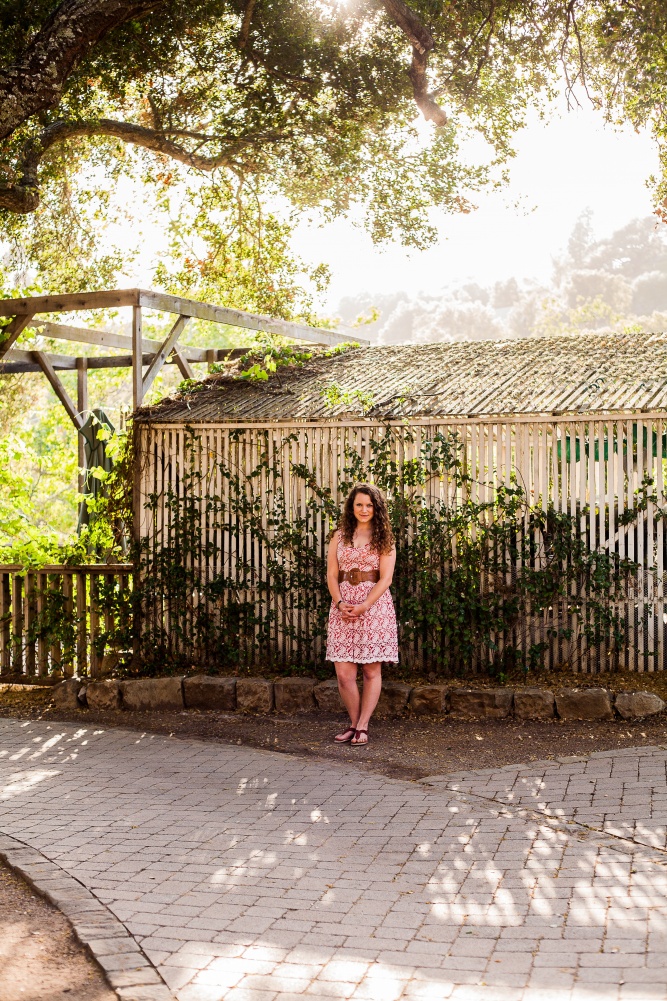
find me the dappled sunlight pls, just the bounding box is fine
[0,770,60,801]
[1,719,667,1000]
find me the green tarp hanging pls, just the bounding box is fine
[556,423,667,463]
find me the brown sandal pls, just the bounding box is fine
[351,729,368,746]
[334,726,356,744]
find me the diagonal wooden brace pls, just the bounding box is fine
[32,350,84,430]
[172,343,195,381]
[142,314,191,397]
[0,313,36,359]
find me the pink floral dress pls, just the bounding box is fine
[326,538,399,664]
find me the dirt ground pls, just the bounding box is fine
[0,863,116,1001]
[1,685,667,780]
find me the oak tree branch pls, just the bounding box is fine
[0,118,273,213]
[380,0,447,126]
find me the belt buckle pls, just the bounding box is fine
[349,568,361,586]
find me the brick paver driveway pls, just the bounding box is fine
[1,719,666,1001]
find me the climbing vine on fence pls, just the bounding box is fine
[131,424,644,677]
[4,422,651,678]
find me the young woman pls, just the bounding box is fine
[326,483,398,746]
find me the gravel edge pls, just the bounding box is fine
[0,831,174,1001]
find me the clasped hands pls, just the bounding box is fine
[338,600,369,622]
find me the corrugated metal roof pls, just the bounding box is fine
[137,331,667,424]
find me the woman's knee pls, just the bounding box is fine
[362,662,382,681]
[335,663,358,688]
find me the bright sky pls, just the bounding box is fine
[291,105,660,308]
[117,102,660,313]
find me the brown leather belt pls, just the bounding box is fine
[338,569,379,585]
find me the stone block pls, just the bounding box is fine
[409,685,448,715]
[313,678,344,712]
[555,687,613,720]
[52,679,83,710]
[85,680,122,711]
[375,681,412,716]
[274,677,316,713]
[514,687,555,720]
[236,677,274,713]
[615,690,665,720]
[120,677,184,712]
[449,688,514,718]
[183,675,236,711]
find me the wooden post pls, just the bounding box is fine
[25,572,36,677]
[62,572,73,678]
[11,573,23,675]
[76,570,87,677]
[132,305,143,411]
[0,570,10,675]
[90,572,100,678]
[37,572,48,676]
[76,357,88,492]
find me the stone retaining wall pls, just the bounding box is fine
[51,676,667,721]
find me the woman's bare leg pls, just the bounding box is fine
[352,662,382,743]
[334,661,360,739]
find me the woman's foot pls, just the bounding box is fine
[351,728,368,746]
[334,726,356,743]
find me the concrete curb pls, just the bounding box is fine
[0,830,175,1001]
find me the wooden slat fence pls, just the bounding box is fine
[135,413,667,673]
[0,565,133,679]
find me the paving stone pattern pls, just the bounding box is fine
[1,721,667,1001]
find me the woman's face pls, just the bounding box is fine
[353,492,374,525]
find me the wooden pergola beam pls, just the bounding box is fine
[32,351,83,430]
[137,289,368,347]
[0,290,139,316]
[0,347,248,373]
[34,320,205,362]
[142,315,190,398]
[0,287,368,347]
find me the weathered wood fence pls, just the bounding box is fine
[134,412,667,673]
[0,565,133,679]
[4,411,667,677]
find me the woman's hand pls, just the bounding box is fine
[343,601,370,620]
[338,601,356,621]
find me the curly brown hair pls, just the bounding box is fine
[339,483,394,554]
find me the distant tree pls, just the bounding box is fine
[458,282,489,306]
[564,270,632,314]
[492,278,520,309]
[581,217,667,281]
[632,272,667,315]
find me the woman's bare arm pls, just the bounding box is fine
[327,531,343,604]
[327,530,356,618]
